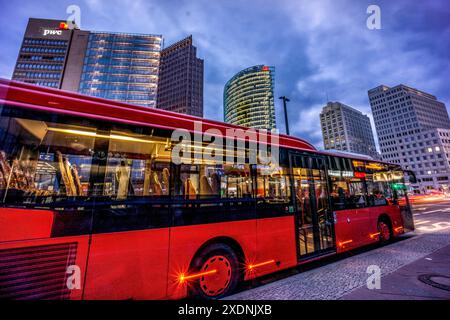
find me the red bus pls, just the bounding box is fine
[0,79,414,300]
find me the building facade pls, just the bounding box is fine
[156,36,203,117]
[368,84,450,191]
[77,32,161,108]
[224,65,276,130]
[320,102,378,159]
[12,18,162,108]
[12,18,73,89]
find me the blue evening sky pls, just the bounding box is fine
[0,0,449,149]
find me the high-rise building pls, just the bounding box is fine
[12,18,162,108]
[368,84,450,191]
[224,65,276,130]
[156,36,203,117]
[320,102,378,159]
[76,32,161,108]
[12,18,73,89]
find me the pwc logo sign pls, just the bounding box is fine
[43,29,64,36]
[42,22,70,37]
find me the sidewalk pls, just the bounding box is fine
[341,244,450,300]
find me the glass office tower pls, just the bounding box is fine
[78,32,162,108]
[224,65,276,130]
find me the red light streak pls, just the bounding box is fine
[247,259,275,270]
[178,269,217,283]
[370,232,381,238]
[339,240,353,247]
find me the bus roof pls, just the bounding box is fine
[0,78,399,168]
[0,78,315,151]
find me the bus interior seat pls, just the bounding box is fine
[151,172,163,196]
[199,175,214,196]
[184,178,197,199]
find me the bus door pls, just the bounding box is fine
[291,154,335,259]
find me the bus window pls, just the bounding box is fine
[256,165,291,204]
[103,129,171,199]
[370,170,406,205]
[222,164,252,199]
[173,163,252,200]
[365,173,388,206]
[328,171,367,210]
[0,115,95,204]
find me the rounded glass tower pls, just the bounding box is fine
[224,65,276,130]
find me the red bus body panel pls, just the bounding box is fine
[0,208,54,243]
[83,229,170,300]
[335,206,405,253]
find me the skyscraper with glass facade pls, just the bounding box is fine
[223,65,276,130]
[78,32,162,108]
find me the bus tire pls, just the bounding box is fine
[190,243,240,299]
[377,217,393,244]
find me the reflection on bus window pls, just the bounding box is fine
[0,116,94,203]
[173,163,252,200]
[257,165,290,204]
[103,129,171,200]
[329,171,366,210]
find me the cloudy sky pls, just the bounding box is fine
[0,0,449,149]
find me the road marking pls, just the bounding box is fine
[417,222,450,232]
[416,209,443,215]
[414,220,430,225]
[412,210,450,216]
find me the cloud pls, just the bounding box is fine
[291,104,325,149]
[0,0,448,150]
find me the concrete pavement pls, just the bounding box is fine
[341,244,450,300]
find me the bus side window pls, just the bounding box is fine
[103,129,172,200]
[256,165,291,204]
[329,172,367,210]
[0,116,95,203]
[365,173,388,206]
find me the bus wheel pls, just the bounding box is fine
[378,220,392,244]
[191,243,240,299]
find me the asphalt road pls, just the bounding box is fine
[227,197,450,300]
[411,198,450,235]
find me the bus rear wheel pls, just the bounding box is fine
[378,220,392,244]
[190,243,240,299]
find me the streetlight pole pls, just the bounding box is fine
[279,96,290,135]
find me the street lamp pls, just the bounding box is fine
[279,96,290,135]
